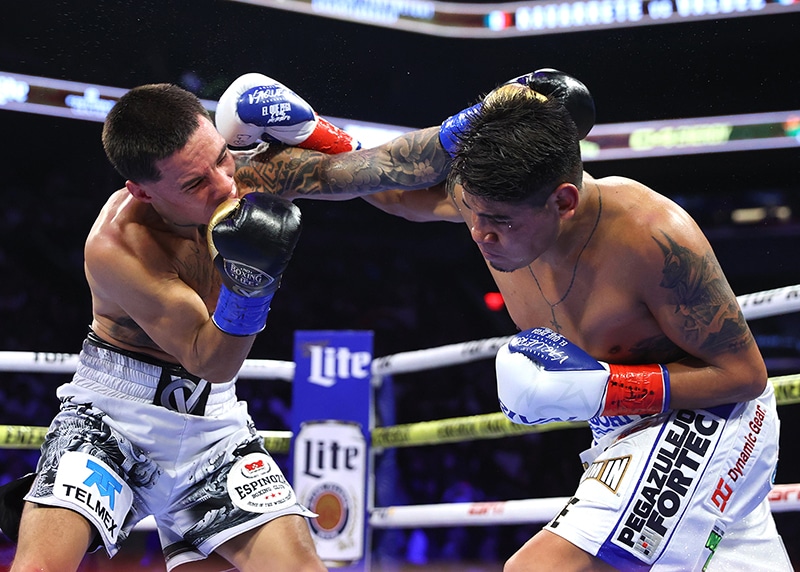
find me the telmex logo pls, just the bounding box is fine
[0,75,29,105]
[83,459,123,510]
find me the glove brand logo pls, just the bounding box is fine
[245,86,296,125]
[499,397,578,425]
[510,327,605,369]
[246,86,286,105]
[224,259,274,290]
[307,344,372,388]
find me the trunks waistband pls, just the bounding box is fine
[77,332,236,416]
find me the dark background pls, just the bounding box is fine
[0,0,798,567]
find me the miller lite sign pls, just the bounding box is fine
[294,421,367,563]
[292,331,373,569]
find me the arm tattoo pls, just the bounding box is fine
[627,334,688,363]
[653,232,751,355]
[233,127,450,197]
[109,316,161,351]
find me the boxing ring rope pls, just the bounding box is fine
[1,283,799,532]
[2,283,798,378]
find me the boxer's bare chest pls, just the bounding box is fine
[491,262,679,364]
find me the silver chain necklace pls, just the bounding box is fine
[528,185,603,332]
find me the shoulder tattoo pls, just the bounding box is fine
[653,232,752,354]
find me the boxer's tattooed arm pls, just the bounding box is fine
[233,127,450,198]
[653,232,752,354]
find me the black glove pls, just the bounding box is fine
[208,192,302,336]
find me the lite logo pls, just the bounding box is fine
[293,421,367,563]
[307,345,371,388]
[300,437,362,479]
[82,459,123,510]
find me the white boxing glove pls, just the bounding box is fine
[496,327,670,425]
[215,72,360,153]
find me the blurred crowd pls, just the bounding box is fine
[0,112,798,568]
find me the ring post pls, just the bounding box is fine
[291,331,373,571]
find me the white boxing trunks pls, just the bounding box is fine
[23,334,315,571]
[545,382,792,571]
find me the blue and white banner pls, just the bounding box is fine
[292,331,373,570]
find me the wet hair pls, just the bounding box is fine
[449,85,584,206]
[102,83,211,183]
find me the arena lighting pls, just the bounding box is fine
[226,0,800,38]
[483,292,506,311]
[731,205,793,224]
[1,70,799,160]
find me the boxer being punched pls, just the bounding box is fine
[365,72,791,570]
[0,77,452,571]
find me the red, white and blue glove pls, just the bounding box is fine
[496,327,670,425]
[215,72,361,153]
[439,68,596,157]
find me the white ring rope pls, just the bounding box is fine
[133,482,800,532]
[3,283,800,532]
[369,483,800,528]
[1,284,798,377]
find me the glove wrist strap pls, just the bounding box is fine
[212,285,274,337]
[439,103,482,157]
[601,364,670,416]
[298,116,360,153]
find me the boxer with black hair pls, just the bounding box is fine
[365,72,791,570]
[0,76,455,572]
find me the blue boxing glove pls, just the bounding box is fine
[439,68,596,156]
[496,327,670,425]
[208,193,302,336]
[215,72,361,153]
